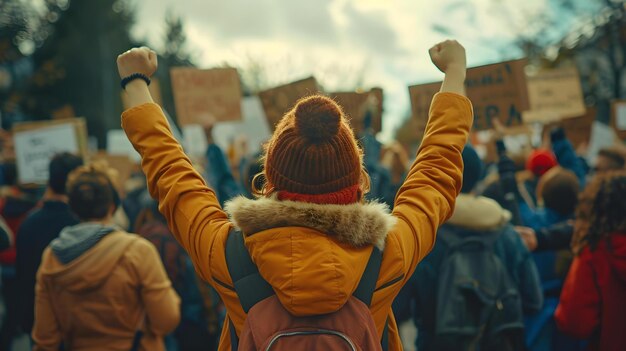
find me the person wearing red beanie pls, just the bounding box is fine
[526,149,558,178]
[115,40,473,351]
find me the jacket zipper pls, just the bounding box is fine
[375,274,405,292]
[213,276,235,291]
[265,329,357,351]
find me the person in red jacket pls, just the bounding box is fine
[555,171,626,351]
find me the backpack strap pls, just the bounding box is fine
[352,247,382,305]
[352,247,390,351]
[225,229,389,350]
[225,229,275,313]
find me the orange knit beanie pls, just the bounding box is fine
[264,95,363,201]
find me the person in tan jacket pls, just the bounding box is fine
[117,40,473,350]
[32,163,180,351]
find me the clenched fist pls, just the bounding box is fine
[116,47,158,79]
[429,40,466,74]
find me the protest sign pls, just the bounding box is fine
[587,121,617,164]
[13,118,87,184]
[258,77,320,130]
[522,66,585,124]
[121,77,163,109]
[466,59,529,130]
[170,67,242,125]
[471,125,533,163]
[213,96,272,155]
[409,59,529,130]
[408,82,441,125]
[106,129,140,162]
[330,88,383,134]
[556,108,596,149]
[611,100,626,140]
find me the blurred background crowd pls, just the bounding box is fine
[1,0,626,350]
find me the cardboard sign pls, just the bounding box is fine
[587,121,617,164]
[170,67,242,125]
[523,66,586,123]
[408,82,441,125]
[258,77,320,130]
[467,59,529,130]
[611,100,626,140]
[106,130,141,162]
[213,96,272,155]
[471,126,533,163]
[330,88,383,134]
[121,78,163,109]
[409,59,529,130]
[13,118,88,184]
[557,108,596,149]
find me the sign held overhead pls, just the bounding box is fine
[409,59,530,131]
[13,118,88,184]
[523,66,586,124]
[171,67,242,125]
[258,77,320,130]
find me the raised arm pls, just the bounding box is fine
[116,47,231,280]
[392,40,473,274]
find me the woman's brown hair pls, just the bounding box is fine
[572,171,626,254]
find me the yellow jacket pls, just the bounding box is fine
[121,92,473,350]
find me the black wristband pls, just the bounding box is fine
[120,73,151,90]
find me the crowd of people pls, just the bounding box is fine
[0,40,624,351]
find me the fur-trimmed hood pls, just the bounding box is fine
[223,196,398,316]
[224,196,397,250]
[447,193,511,231]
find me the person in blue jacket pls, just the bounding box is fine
[393,145,543,350]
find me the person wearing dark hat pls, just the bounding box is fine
[394,144,543,350]
[117,40,472,351]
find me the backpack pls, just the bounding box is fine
[137,220,188,292]
[432,229,525,351]
[137,220,216,350]
[225,230,389,351]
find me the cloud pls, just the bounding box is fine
[338,1,405,56]
[132,0,557,141]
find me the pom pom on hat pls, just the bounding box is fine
[294,95,342,142]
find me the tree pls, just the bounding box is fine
[527,0,626,121]
[432,0,626,123]
[154,12,195,119]
[17,0,136,146]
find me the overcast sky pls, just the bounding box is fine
[132,0,559,140]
